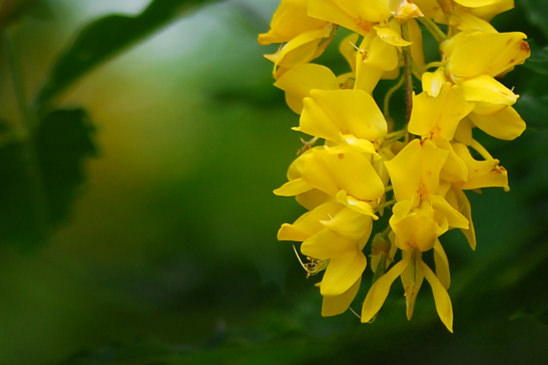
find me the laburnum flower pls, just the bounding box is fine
[262,0,529,332]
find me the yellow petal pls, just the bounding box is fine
[445,187,476,250]
[321,276,361,316]
[274,178,311,197]
[321,207,373,241]
[301,228,356,260]
[336,190,378,218]
[275,63,338,114]
[315,145,385,201]
[320,250,367,296]
[408,19,425,70]
[433,239,451,289]
[455,0,504,8]
[458,75,518,106]
[308,0,391,35]
[444,31,530,79]
[339,32,360,71]
[429,194,469,230]
[391,200,443,252]
[454,117,474,145]
[385,139,449,201]
[361,255,409,322]
[299,89,387,143]
[277,200,343,241]
[258,0,328,45]
[357,31,400,71]
[374,24,411,47]
[421,68,448,98]
[466,0,514,20]
[448,9,497,32]
[468,106,526,140]
[267,25,333,77]
[295,189,330,210]
[409,83,473,140]
[422,261,454,332]
[438,139,469,183]
[453,143,509,191]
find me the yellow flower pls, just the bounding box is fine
[385,139,468,251]
[262,0,529,331]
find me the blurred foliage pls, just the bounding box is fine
[0,0,547,364]
[35,0,218,109]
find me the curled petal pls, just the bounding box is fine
[468,106,526,140]
[275,63,338,114]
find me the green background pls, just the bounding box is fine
[0,0,547,363]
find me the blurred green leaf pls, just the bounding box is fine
[521,0,548,40]
[0,108,95,247]
[515,93,548,129]
[34,0,218,110]
[35,108,96,224]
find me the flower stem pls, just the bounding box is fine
[418,16,447,43]
[383,74,405,131]
[402,23,413,124]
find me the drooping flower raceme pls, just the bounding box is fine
[260,0,529,332]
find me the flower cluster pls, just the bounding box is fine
[260,0,529,332]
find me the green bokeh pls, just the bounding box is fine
[0,0,547,363]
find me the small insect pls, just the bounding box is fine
[296,136,318,155]
[292,245,328,278]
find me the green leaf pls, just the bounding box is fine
[34,0,217,110]
[0,108,96,247]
